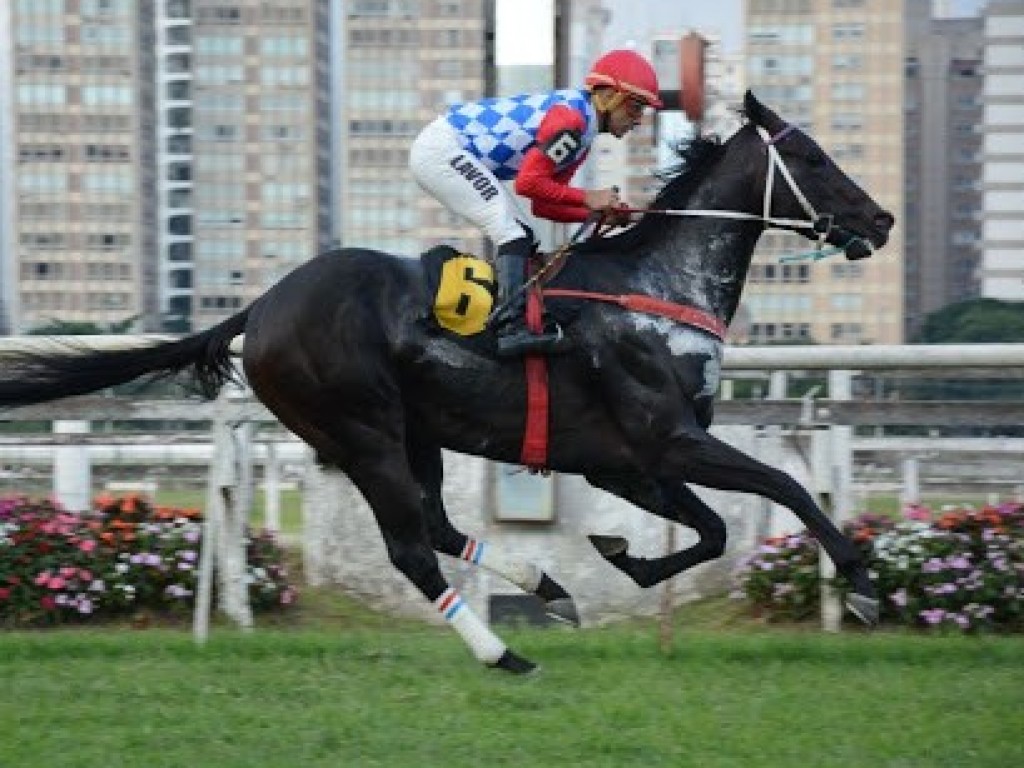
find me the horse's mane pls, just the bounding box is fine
[649,133,726,209]
[574,132,727,255]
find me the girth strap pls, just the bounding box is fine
[542,289,727,340]
[520,288,550,470]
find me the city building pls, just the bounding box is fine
[1,0,157,333]
[0,0,332,334]
[978,0,1024,300]
[743,0,906,345]
[337,0,489,259]
[160,0,332,331]
[904,3,984,339]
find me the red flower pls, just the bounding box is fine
[40,595,57,611]
[0,587,10,601]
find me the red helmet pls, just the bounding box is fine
[585,49,663,109]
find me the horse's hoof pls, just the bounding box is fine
[588,534,628,558]
[545,597,581,628]
[846,593,880,627]
[489,649,539,675]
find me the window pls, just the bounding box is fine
[168,242,193,261]
[167,0,191,18]
[196,36,244,56]
[82,85,133,106]
[168,215,193,236]
[168,189,192,208]
[832,24,865,41]
[167,134,192,154]
[167,80,191,101]
[17,84,66,106]
[167,162,191,181]
[831,83,865,101]
[166,24,191,45]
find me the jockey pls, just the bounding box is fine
[409,49,662,357]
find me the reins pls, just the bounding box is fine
[516,121,872,337]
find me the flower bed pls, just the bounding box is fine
[732,502,1024,632]
[0,495,295,627]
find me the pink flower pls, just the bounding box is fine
[904,504,932,522]
[33,571,51,586]
[78,539,96,553]
[47,576,66,590]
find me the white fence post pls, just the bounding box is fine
[901,458,920,508]
[821,369,853,632]
[264,441,281,533]
[53,420,91,512]
[193,394,253,644]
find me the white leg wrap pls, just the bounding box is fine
[461,539,542,593]
[435,588,506,665]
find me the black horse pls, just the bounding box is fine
[0,92,892,673]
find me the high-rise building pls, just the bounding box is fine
[979,0,1024,301]
[903,3,984,339]
[743,0,905,345]
[0,0,332,334]
[337,0,488,259]
[1,0,157,333]
[161,0,332,331]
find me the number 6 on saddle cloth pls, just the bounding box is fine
[421,245,498,336]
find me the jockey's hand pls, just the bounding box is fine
[602,204,635,229]
[584,187,621,212]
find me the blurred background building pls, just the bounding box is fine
[979,0,1024,301]
[0,0,1018,338]
[904,2,984,339]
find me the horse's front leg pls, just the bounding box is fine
[585,472,726,588]
[660,428,879,625]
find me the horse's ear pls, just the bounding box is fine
[743,90,785,133]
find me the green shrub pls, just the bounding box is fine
[0,494,295,627]
[732,502,1024,632]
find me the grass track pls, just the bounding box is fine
[2,624,1022,768]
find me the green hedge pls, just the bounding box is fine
[732,502,1024,632]
[0,494,295,627]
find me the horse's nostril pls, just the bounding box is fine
[874,211,895,230]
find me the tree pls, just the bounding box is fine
[914,299,1024,343]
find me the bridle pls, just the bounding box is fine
[614,122,871,257]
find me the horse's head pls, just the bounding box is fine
[742,91,894,260]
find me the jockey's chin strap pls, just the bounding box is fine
[616,123,870,259]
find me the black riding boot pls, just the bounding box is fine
[491,237,568,357]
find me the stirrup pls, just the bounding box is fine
[496,323,571,357]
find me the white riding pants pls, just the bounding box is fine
[409,117,528,247]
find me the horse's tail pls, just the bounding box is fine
[0,308,251,408]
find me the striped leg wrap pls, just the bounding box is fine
[434,587,506,665]
[459,538,542,593]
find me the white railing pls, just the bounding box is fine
[1,336,1022,633]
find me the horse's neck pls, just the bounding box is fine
[632,150,763,322]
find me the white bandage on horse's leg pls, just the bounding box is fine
[434,587,506,665]
[460,539,542,593]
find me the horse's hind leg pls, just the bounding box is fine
[585,473,726,588]
[290,409,535,673]
[406,434,580,626]
[665,430,878,624]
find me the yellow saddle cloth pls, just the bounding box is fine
[424,247,496,336]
